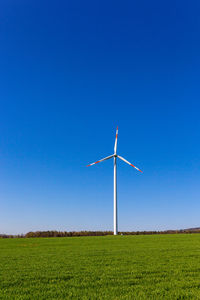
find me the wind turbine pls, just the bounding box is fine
[87,127,143,235]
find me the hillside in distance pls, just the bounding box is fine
[1,227,200,238]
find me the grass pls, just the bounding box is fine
[1,234,200,299]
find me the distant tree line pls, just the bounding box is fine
[24,231,113,238]
[1,229,200,238]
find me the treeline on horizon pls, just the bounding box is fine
[1,229,200,238]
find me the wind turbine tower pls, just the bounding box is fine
[87,127,142,235]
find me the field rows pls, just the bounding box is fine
[1,234,200,299]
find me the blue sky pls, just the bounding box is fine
[1,0,200,234]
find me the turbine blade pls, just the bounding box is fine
[87,154,114,167]
[114,126,118,154]
[117,155,143,173]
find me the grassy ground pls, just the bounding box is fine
[1,234,200,299]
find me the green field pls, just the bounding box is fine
[1,234,200,299]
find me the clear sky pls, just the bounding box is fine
[1,0,200,234]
